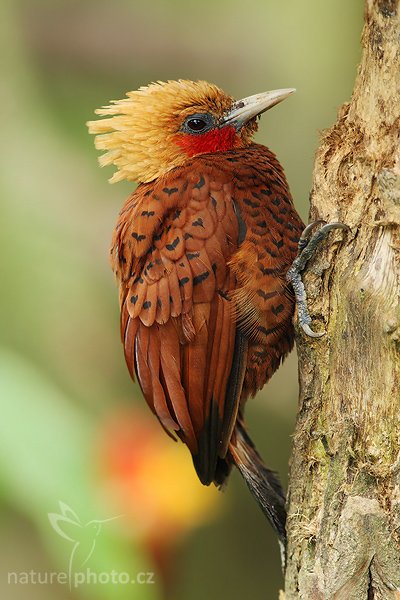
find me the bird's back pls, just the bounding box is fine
[111,143,304,486]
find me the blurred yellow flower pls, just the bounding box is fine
[97,407,222,545]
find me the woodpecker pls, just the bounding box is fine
[88,79,311,547]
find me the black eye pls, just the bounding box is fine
[182,113,214,135]
[187,118,207,131]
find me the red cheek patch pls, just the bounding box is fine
[175,126,241,157]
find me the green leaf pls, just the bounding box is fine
[0,349,159,600]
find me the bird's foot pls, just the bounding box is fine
[286,221,349,338]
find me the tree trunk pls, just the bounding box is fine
[283,1,400,599]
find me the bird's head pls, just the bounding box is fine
[87,80,294,184]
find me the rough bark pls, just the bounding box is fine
[283,1,400,599]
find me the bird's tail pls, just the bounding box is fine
[228,419,287,560]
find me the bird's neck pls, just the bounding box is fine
[174,126,243,157]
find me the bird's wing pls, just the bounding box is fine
[112,166,243,484]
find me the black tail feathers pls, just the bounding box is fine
[229,420,287,551]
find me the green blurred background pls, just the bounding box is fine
[0,1,363,598]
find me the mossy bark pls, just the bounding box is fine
[284,1,400,598]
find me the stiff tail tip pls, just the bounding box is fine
[229,422,287,565]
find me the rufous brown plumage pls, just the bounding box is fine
[88,80,304,545]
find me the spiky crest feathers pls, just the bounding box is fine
[87,79,256,184]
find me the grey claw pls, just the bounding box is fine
[298,220,326,250]
[289,220,349,340]
[301,323,326,338]
[318,222,350,234]
[291,221,349,277]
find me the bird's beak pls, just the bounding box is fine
[222,88,296,129]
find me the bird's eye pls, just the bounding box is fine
[182,113,214,135]
[187,118,207,132]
